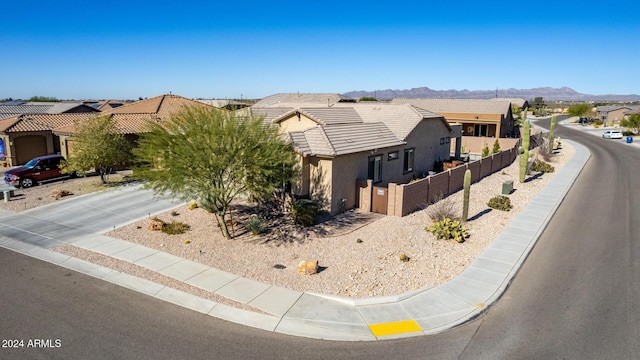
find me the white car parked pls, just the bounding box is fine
[602,130,623,139]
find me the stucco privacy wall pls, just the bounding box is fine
[386,142,520,217]
[453,137,519,155]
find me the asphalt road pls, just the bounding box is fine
[452,118,640,359]
[1,119,638,359]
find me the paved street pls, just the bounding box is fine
[1,118,639,358]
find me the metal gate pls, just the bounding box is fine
[372,186,388,214]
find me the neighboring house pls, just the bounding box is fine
[253,93,357,107]
[0,101,98,120]
[0,94,208,166]
[250,102,461,215]
[596,105,640,125]
[390,98,516,138]
[491,98,529,110]
[197,99,252,110]
[0,114,89,165]
[89,100,128,111]
[54,94,211,159]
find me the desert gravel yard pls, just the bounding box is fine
[1,144,573,301]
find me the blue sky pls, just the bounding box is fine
[1,1,638,100]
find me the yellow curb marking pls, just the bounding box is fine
[368,320,422,337]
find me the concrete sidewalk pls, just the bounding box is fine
[0,139,589,341]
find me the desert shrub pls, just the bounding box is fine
[248,215,267,235]
[426,218,468,243]
[492,139,501,154]
[161,221,190,235]
[482,145,490,158]
[425,194,458,222]
[537,137,553,161]
[188,201,198,210]
[291,199,319,226]
[622,129,635,136]
[553,136,562,150]
[531,159,555,173]
[487,195,513,211]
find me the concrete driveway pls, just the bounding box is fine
[0,183,182,247]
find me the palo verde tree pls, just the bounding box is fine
[60,115,132,184]
[567,103,594,118]
[133,106,298,239]
[621,113,640,134]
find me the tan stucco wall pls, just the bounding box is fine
[314,118,453,214]
[277,114,317,133]
[3,132,56,166]
[602,109,629,125]
[308,157,333,212]
[442,111,513,137]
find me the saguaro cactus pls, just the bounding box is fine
[549,114,557,151]
[519,114,530,183]
[462,169,471,221]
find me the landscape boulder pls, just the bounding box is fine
[148,217,165,231]
[297,260,319,275]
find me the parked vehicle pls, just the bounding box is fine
[602,130,623,139]
[4,155,72,188]
[578,117,593,125]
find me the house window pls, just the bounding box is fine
[368,155,382,183]
[387,151,398,161]
[474,124,488,137]
[403,148,414,174]
[440,137,445,145]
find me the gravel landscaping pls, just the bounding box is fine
[1,142,574,304]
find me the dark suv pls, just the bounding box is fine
[4,155,71,188]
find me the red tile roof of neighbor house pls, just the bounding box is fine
[0,113,89,133]
[0,94,211,136]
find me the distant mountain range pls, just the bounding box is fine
[344,87,640,102]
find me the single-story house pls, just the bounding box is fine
[249,102,461,214]
[390,98,516,138]
[596,105,640,125]
[253,93,357,108]
[197,99,252,110]
[0,101,98,121]
[491,98,529,110]
[0,94,209,165]
[53,94,212,159]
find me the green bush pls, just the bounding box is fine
[291,199,319,227]
[248,215,267,235]
[161,221,190,235]
[531,159,555,173]
[482,145,490,158]
[426,218,468,243]
[487,195,513,211]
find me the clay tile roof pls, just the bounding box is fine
[104,94,208,119]
[1,114,89,133]
[53,94,212,135]
[254,93,356,107]
[390,98,512,115]
[335,102,445,141]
